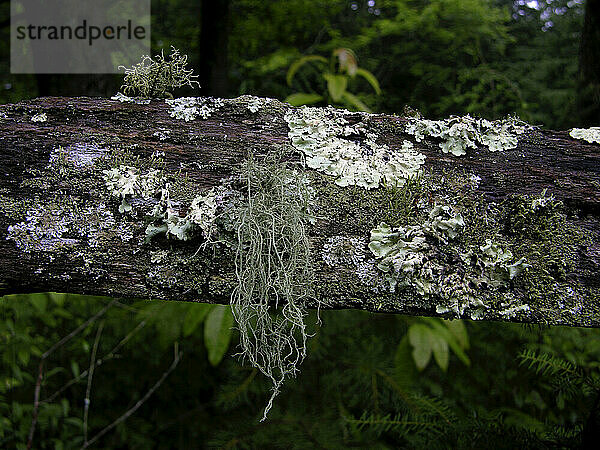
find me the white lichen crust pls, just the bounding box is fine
[322,235,388,292]
[31,113,47,123]
[49,144,106,169]
[285,106,425,189]
[405,114,530,156]
[569,127,600,144]
[110,92,151,105]
[165,97,225,121]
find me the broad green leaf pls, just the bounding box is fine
[355,68,382,94]
[445,319,469,349]
[323,73,348,102]
[284,92,324,106]
[427,319,470,366]
[430,333,449,372]
[183,304,213,337]
[204,305,234,366]
[341,91,371,112]
[286,54,328,86]
[408,324,432,371]
[29,294,47,313]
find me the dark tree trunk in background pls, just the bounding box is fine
[198,0,230,97]
[578,0,600,126]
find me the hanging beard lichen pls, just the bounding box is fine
[231,152,319,421]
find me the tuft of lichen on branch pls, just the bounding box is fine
[117,46,200,99]
[230,151,319,421]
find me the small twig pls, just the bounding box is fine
[26,299,116,449]
[43,299,117,360]
[82,343,182,449]
[26,360,44,450]
[83,320,105,446]
[42,319,148,404]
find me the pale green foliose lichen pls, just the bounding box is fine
[569,127,600,144]
[475,239,530,286]
[144,184,234,242]
[285,106,425,189]
[101,160,235,243]
[367,203,529,319]
[405,115,530,156]
[426,205,465,242]
[368,222,430,294]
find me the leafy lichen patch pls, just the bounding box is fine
[144,184,237,243]
[405,114,530,156]
[569,127,600,144]
[285,106,425,189]
[103,165,163,214]
[312,166,584,321]
[366,205,530,319]
[238,95,271,113]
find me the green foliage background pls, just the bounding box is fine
[2,294,600,448]
[1,0,598,448]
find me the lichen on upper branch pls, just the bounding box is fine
[569,127,600,144]
[285,106,425,189]
[405,114,531,156]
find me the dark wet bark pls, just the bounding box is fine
[0,96,598,327]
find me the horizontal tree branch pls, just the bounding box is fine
[0,96,599,327]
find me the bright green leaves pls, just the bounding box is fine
[184,303,235,366]
[408,324,438,371]
[286,54,328,86]
[204,305,234,367]
[285,47,381,111]
[354,68,381,95]
[323,73,347,102]
[285,92,324,106]
[182,303,213,337]
[138,301,234,366]
[407,318,470,372]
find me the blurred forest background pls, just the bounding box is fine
[2,0,600,448]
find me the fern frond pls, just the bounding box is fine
[518,349,581,379]
[344,411,443,437]
[408,393,456,425]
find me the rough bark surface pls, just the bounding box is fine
[0,96,599,327]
